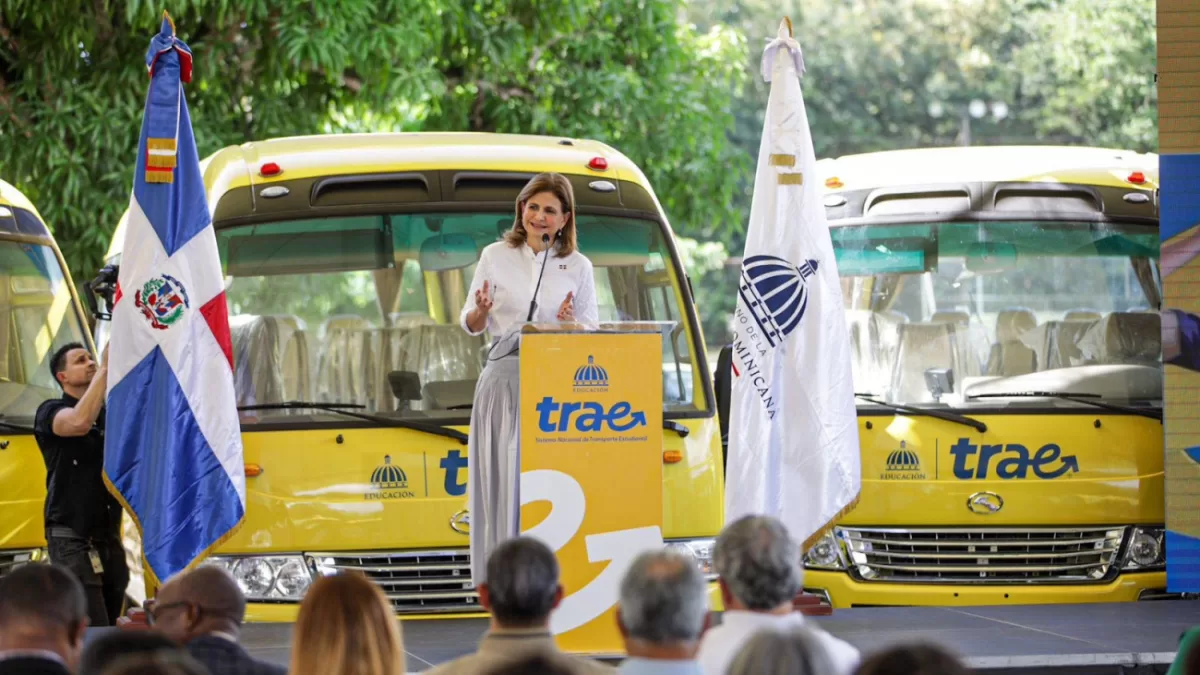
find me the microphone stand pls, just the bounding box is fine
[527,232,553,322]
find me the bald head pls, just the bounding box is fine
[153,566,246,644]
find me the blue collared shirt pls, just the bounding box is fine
[618,657,704,675]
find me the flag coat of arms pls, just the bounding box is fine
[104,14,245,583]
[725,19,861,551]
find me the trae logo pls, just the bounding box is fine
[535,356,646,435]
[535,397,646,433]
[949,439,1079,480]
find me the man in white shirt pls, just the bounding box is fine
[616,550,709,674]
[696,515,860,675]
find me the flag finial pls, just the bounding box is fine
[161,10,176,37]
[783,16,793,37]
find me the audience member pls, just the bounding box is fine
[426,537,614,674]
[148,565,285,675]
[484,653,579,675]
[80,631,183,675]
[853,644,969,675]
[695,515,860,675]
[1170,627,1200,675]
[615,550,709,674]
[0,563,89,675]
[727,627,836,675]
[97,651,210,675]
[289,572,406,675]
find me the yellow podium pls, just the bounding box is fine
[517,321,667,655]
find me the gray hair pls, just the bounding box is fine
[618,550,708,644]
[713,515,802,610]
[484,537,560,627]
[728,626,836,675]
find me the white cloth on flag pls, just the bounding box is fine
[725,20,861,550]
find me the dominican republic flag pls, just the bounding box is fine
[725,19,860,551]
[104,12,244,584]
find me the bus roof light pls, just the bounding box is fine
[825,177,844,189]
[1127,171,1145,184]
[260,162,282,177]
[587,157,608,171]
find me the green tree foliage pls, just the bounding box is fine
[686,0,1155,345]
[0,0,747,287]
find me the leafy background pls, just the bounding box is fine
[0,0,1156,345]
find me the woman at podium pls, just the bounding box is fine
[459,172,599,586]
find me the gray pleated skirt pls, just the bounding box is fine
[468,353,521,586]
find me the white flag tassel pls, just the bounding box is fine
[726,19,861,552]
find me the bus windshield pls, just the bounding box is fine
[0,239,90,422]
[218,211,699,424]
[832,220,1161,405]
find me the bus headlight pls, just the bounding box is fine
[804,531,845,570]
[204,555,313,601]
[666,539,716,580]
[1123,527,1165,570]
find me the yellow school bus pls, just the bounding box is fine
[795,145,1165,607]
[0,179,98,577]
[95,132,724,620]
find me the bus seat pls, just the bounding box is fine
[1082,311,1162,365]
[986,308,1038,377]
[270,315,311,403]
[393,325,485,410]
[932,310,985,377]
[845,310,872,393]
[229,315,286,409]
[931,310,969,326]
[1064,309,1101,322]
[868,310,906,395]
[389,312,437,329]
[315,315,371,405]
[889,322,962,403]
[1044,318,1100,370]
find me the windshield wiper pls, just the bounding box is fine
[236,401,468,444]
[967,392,1162,422]
[854,393,988,433]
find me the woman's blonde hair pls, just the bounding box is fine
[503,172,578,257]
[289,573,405,675]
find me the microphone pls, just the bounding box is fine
[527,232,553,322]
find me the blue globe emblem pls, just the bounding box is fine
[886,442,921,472]
[371,455,408,489]
[739,255,819,348]
[573,355,609,389]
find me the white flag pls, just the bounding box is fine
[725,20,861,551]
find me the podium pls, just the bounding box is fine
[515,321,669,655]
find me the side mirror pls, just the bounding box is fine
[924,367,954,403]
[86,264,120,321]
[388,371,422,402]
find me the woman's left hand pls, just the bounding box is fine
[557,292,575,321]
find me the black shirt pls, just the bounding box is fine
[33,393,121,540]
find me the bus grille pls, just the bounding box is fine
[307,550,479,613]
[839,527,1126,583]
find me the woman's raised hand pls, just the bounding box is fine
[475,280,494,314]
[557,291,575,321]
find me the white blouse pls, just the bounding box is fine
[459,240,599,340]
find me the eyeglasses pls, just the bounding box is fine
[146,600,191,625]
[145,600,239,626]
